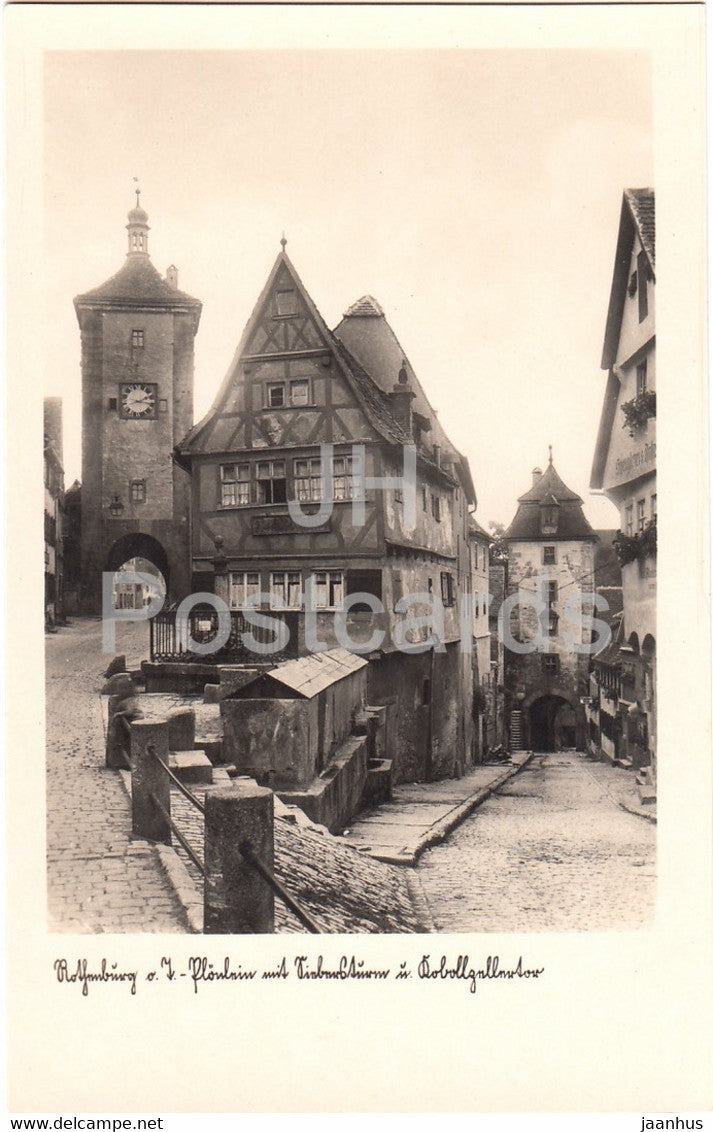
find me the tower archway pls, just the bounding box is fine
[104,533,169,610]
[528,694,578,752]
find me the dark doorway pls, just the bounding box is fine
[104,534,170,608]
[529,695,576,752]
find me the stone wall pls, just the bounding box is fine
[79,308,196,611]
[366,642,473,783]
[221,697,319,789]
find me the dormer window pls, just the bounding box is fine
[540,505,559,534]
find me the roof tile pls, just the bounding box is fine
[75,255,201,309]
[625,188,655,269]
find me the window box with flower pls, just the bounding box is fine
[613,517,657,566]
[620,390,656,436]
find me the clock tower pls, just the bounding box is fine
[74,196,202,612]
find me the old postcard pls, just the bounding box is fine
[5,1,712,1116]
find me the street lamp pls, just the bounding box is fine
[109,495,124,517]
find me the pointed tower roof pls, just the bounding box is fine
[516,460,583,504]
[504,457,595,541]
[74,198,201,315]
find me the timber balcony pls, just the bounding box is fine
[150,608,300,664]
[149,607,391,664]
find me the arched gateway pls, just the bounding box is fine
[528,694,578,752]
[105,532,170,588]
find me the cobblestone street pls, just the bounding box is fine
[46,620,657,936]
[46,618,188,932]
[416,752,656,933]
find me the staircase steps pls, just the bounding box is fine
[510,709,525,752]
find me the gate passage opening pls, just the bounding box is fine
[529,695,577,752]
[110,556,166,611]
[104,533,169,612]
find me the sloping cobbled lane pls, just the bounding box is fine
[416,752,656,932]
[46,618,189,932]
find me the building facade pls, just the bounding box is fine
[176,245,479,782]
[74,198,202,612]
[44,398,65,627]
[469,516,494,758]
[581,531,624,761]
[502,457,598,752]
[487,551,509,750]
[590,188,656,777]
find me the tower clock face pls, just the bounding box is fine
[119,382,158,419]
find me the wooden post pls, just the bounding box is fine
[203,782,274,934]
[130,719,171,843]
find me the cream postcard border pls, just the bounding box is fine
[5,3,712,1113]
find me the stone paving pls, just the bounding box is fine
[416,751,656,933]
[341,753,532,864]
[166,784,422,934]
[46,618,189,932]
[46,618,656,935]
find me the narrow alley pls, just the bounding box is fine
[416,751,656,933]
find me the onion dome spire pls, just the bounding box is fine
[126,182,150,255]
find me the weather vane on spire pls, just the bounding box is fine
[280,232,287,251]
[133,176,141,208]
[548,444,553,466]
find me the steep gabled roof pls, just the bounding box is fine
[592,188,655,488]
[504,460,595,542]
[331,337,410,447]
[334,298,454,454]
[601,188,655,370]
[334,296,475,505]
[590,368,621,491]
[626,188,655,268]
[177,251,410,457]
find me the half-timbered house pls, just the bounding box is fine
[176,244,480,782]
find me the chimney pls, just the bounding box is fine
[532,466,543,488]
[433,444,442,468]
[165,265,178,290]
[389,359,415,439]
[44,397,63,465]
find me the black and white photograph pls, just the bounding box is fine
[6,1,712,1116]
[39,44,663,937]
